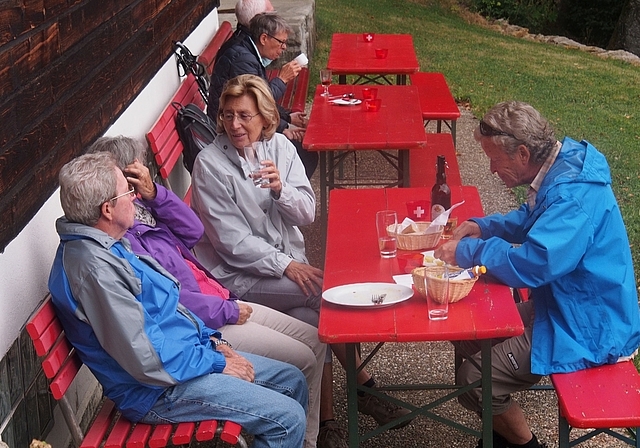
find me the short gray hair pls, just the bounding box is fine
[475,101,556,164]
[235,0,271,27]
[249,12,292,42]
[87,135,148,169]
[59,153,118,226]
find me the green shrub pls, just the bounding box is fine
[466,0,558,34]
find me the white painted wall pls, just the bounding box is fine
[0,7,220,366]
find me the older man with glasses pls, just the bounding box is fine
[435,101,640,448]
[208,12,318,178]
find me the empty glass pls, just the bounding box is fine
[244,142,268,187]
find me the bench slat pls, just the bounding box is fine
[80,400,118,448]
[26,299,57,340]
[42,336,74,379]
[221,421,243,444]
[172,422,196,445]
[50,353,83,400]
[148,424,173,448]
[196,420,218,442]
[198,21,234,74]
[126,424,152,448]
[105,415,133,448]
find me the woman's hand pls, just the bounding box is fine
[235,302,253,325]
[284,261,324,296]
[124,160,157,201]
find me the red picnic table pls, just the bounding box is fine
[303,84,427,227]
[320,186,524,448]
[327,33,420,85]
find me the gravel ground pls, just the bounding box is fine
[295,107,630,448]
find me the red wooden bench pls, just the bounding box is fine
[409,133,462,188]
[26,296,248,448]
[410,72,461,147]
[550,361,640,447]
[145,72,203,203]
[198,20,309,114]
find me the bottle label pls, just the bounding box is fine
[431,204,445,221]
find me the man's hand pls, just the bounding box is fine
[124,160,157,201]
[452,220,482,240]
[434,240,460,266]
[284,261,323,296]
[235,302,253,325]
[290,112,307,129]
[278,61,302,84]
[283,126,305,142]
[218,345,255,382]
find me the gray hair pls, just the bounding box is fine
[249,12,292,42]
[235,0,271,27]
[59,153,118,226]
[87,135,148,169]
[475,101,557,164]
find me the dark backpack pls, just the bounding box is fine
[172,102,217,173]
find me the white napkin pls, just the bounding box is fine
[426,200,465,232]
[392,274,414,287]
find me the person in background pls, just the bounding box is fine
[49,152,308,448]
[208,12,318,178]
[235,0,274,28]
[192,74,412,448]
[435,101,640,448]
[87,136,325,448]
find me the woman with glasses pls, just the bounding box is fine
[207,12,318,178]
[192,74,412,448]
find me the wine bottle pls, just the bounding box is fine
[430,155,451,222]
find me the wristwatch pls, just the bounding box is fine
[212,338,232,350]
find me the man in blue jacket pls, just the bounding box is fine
[48,152,307,448]
[435,101,640,448]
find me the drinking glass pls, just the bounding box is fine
[319,69,332,97]
[426,266,449,320]
[244,142,269,187]
[376,210,397,258]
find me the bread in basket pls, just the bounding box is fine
[411,265,478,303]
[387,222,443,251]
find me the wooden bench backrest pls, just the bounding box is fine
[146,73,205,180]
[197,21,234,76]
[265,67,309,113]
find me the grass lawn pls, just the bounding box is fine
[310,0,640,278]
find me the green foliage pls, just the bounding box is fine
[558,0,624,48]
[466,0,558,33]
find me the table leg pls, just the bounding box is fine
[481,340,493,448]
[320,152,328,246]
[396,74,407,85]
[339,74,347,85]
[346,343,360,448]
[400,149,410,187]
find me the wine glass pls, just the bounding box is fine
[319,69,332,97]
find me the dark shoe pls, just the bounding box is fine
[357,388,413,429]
[476,431,510,448]
[317,420,348,448]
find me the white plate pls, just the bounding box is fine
[323,282,414,307]
[331,98,362,106]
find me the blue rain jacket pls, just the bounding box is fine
[456,137,640,375]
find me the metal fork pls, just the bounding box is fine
[371,293,387,305]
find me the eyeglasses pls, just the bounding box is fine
[219,112,261,123]
[479,120,518,140]
[109,186,135,202]
[267,34,287,48]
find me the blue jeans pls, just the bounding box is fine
[141,352,308,448]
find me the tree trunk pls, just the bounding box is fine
[608,0,640,56]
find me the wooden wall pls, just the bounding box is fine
[0,0,220,252]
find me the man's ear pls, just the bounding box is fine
[518,144,531,165]
[101,201,113,222]
[258,33,269,46]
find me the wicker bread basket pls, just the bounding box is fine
[411,266,478,304]
[388,222,443,251]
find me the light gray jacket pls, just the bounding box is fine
[191,133,315,297]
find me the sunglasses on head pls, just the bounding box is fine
[479,120,517,140]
